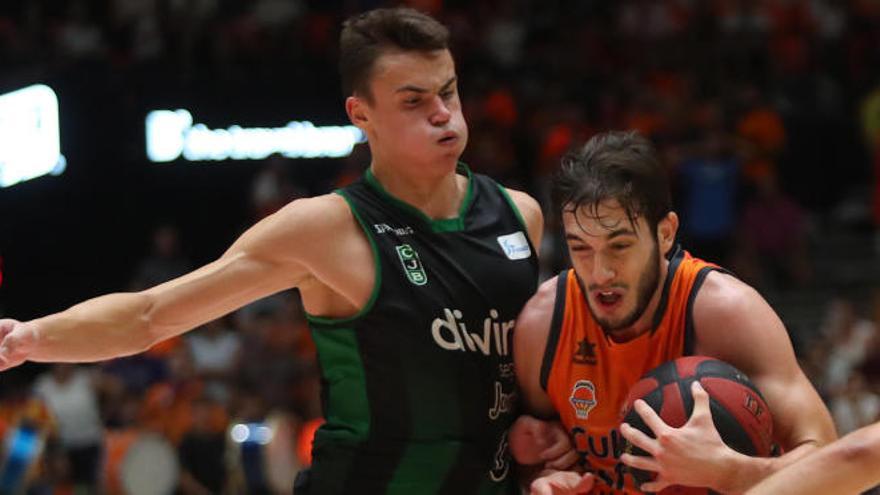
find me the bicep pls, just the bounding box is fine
[752,369,837,451]
[143,202,316,336]
[514,288,557,418]
[693,275,836,450]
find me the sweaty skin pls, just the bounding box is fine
[745,421,880,495]
[0,49,543,374]
[513,201,835,494]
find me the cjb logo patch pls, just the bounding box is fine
[396,244,428,286]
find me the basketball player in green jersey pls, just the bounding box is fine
[0,8,544,494]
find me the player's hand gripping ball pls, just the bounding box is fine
[620,356,775,494]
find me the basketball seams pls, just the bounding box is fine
[706,394,759,456]
[621,356,776,491]
[700,377,773,456]
[694,358,767,401]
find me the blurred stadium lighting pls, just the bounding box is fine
[0,85,66,188]
[146,109,366,163]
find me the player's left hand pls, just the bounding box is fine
[618,381,739,493]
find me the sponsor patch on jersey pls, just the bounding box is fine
[496,232,531,260]
[373,223,414,236]
[570,380,598,420]
[395,244,428,286]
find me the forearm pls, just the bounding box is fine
[746,423,880,495]
[28,292,160,362]
[718,441,822,494]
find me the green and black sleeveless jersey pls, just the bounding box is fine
[303,165,539,494]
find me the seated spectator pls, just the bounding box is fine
[32,364,105,493]
[130,224,192,291]
[735,172,812,288]
[830,371,880,435]
[178,396,228,495]
[0,370,58,494]
[140,347,227,446]
[186,317,242,404]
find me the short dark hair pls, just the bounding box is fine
[339,8,450,100]
[552,130,672,235]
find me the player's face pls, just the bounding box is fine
[562,200,672,339]
[346,49,468,178]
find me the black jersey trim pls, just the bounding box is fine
[649,244,686,335]
[495,184,528,232]
[304,190,382,327]
[363,163,475,233]
[684,266,732,355]
[540,270,570,392]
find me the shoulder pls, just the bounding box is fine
[256,193,357,242]
[231,193,360,265]
[691,271,792,373]
[692,271,770,323]
[515,275,562,369]
[274,193,353,230]
[514,275,564,417]
[502,187,544,247]
[517,275,560,334]
[503,188,543,226]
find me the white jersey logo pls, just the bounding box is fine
[431,308,513,356]
[496,232,531,260]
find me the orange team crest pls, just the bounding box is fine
[569,380,598,420]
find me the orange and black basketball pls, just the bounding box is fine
[620,356,775,494]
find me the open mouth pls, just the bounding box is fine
[594,290,623,308]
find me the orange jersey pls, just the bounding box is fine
[542,247,722,494]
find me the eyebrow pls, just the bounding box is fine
[565,228,637,243]
[395,76,457,94]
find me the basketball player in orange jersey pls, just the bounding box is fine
[0,8,546,494]
[509,131,836,494]
[745,421,880,495]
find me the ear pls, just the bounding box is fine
[657,211,679,256]
[345,96,369,130]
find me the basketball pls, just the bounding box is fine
[620,356,775,493]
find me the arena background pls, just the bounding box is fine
[0,1,879,493]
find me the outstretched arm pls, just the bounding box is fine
[0,196,337,368]
[745,421,880,495]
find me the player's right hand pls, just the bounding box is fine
[0,319,37,371]
[530,471,594,495]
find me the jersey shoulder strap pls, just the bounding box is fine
[540,270,571,391]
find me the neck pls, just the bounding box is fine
[369,160,465,220]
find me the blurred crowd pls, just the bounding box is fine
[1,0,880,493]
[1,225,321,494]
